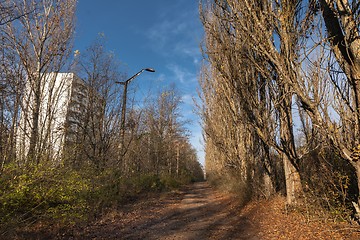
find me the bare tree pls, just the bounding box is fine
[4,0,76,164]
[317,0,360,214]
[0,0,37,169]
[200,0,307,204]
[72,36,124,169]
[0,0,35,26]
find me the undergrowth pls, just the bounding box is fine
[0,163,193,237]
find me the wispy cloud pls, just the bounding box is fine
[144,5,203,65]
[174,43,202,65]
[167,63,197,84]
[156,73,166,83]
[182,94,194,105]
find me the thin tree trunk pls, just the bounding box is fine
[28,74,41,164]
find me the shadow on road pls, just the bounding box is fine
[117,182,259,240]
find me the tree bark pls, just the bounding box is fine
[27,73,41,164]
[279,84,303,204]
[283,154,302,204]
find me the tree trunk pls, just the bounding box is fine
[350,161,360,220]
[354,79,360,145]
[283,154,302,204]
[279,85,303,205]
[262,142,276,197]
[27,74,41,164]
[356,162,360,206]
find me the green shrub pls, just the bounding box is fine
[0,164,92,233]
[160,175,181,189]
[137,174,164,192]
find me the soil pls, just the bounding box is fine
[10,182,360,239]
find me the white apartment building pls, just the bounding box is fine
[17,72,101,163]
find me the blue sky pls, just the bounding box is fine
[74,0,205,165]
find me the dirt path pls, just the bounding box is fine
[68,182,258,240]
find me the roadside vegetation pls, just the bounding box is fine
[0,163,203,237]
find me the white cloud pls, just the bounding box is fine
[144,4,203,64]
[167,63,197,84]
[156,73,166,83]
[182,94,194,105]
[174,42,202,66]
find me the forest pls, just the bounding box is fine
[0,0,203,236]
[200,0,360,223]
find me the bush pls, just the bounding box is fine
[0,164,91,234]
[300,148,358,222]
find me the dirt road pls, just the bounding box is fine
[20,181,360,239]
[70,182,258,240]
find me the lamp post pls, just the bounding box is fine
[116,68,155,156]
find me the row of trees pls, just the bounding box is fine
[200,0,360,216]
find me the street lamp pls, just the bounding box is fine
[116,68,155,156]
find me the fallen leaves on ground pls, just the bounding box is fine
[241,195,360,240]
